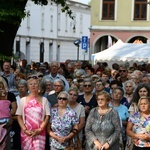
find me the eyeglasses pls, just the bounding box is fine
[54,85,62,87]
[96,84,103,87]
[27,76,38,80]
[38,75,43,78]
[69,93,78,97]
[58,97,68,101]
[83,84,92,87]
[119,70,127,73]
[51,65,58,68]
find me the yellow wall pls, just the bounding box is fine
[90,0,150,27]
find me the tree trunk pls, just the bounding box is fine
[0,0,28,57]
[0,21,19,56]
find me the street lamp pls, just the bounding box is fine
[73,39,81,61]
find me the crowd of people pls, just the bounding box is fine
[0,59,150,150]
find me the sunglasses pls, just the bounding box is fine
[84,84,92,87]
[119,70,127,73]
[38,75,43,78]
[58,97,68,101]
[27,76,38,80]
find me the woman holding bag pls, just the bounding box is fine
[85,91,121,150]
[47,91,79,150]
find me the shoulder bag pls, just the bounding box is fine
[65,131,82,150]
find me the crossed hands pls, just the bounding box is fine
[94,140,110,150]
[56,136,69,144]
[24,128,42,137]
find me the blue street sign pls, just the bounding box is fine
[81,36,88,50]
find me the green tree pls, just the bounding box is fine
[0,0,73,58]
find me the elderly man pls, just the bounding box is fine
[141,75,150,84]
[123,80,136,105]
[43,61,69,91]
[2,61,16,92]
[47,79,65,108]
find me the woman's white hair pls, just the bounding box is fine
[57,91,69,100]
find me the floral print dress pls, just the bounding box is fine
[128,112,150,147]
[50,106,79,149]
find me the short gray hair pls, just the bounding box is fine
[17,79,27,88]
[83,78,94,87]
[50,61,60,67]
[96,78,106,86]
[58,91,69,100]
[43,78,53,85]
[54,79,65,89]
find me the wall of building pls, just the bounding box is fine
[89,0,150,55]
[90,0,150,27]
[14,0,91,64]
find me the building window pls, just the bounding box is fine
[16,41,20,52]
[50,15,53,32]
[41,13,44,30]
[58,12,61,31]
[134,0,147,20]
[27,11,30,29]
[80,14,83,34]
[102,0,115,20]
[65,14,68,32]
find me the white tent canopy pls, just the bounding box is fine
[92,39,150,68]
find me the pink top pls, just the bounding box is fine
[0,100,10,118]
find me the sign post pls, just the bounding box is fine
[81,36,88,50]
[81,36,88,60]
[73,39,81,61]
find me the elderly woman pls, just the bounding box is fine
[12,79,28,150]
[0,81,11,150]
[16,75,50,150]
[47,79,65,108]
[77,78,97,118]
[85,91,121,150]
[0,76,17,149]
[94,78,106,95]
[47,91,79,150]
[110,87,129,149]
[16,79,28,105]
[126,83,150,150]
[41,78,54,96]
[126,96,150,150]
[76,78,97,148]
[68,87,85,142]
[123,80,136,105]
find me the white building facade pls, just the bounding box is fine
[14,0,91,63]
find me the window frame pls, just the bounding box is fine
[134,0,147,20]
[102,0,115,20]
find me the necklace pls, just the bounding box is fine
[98,107,110,115]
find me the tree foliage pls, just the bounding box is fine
[0,0,73,59]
